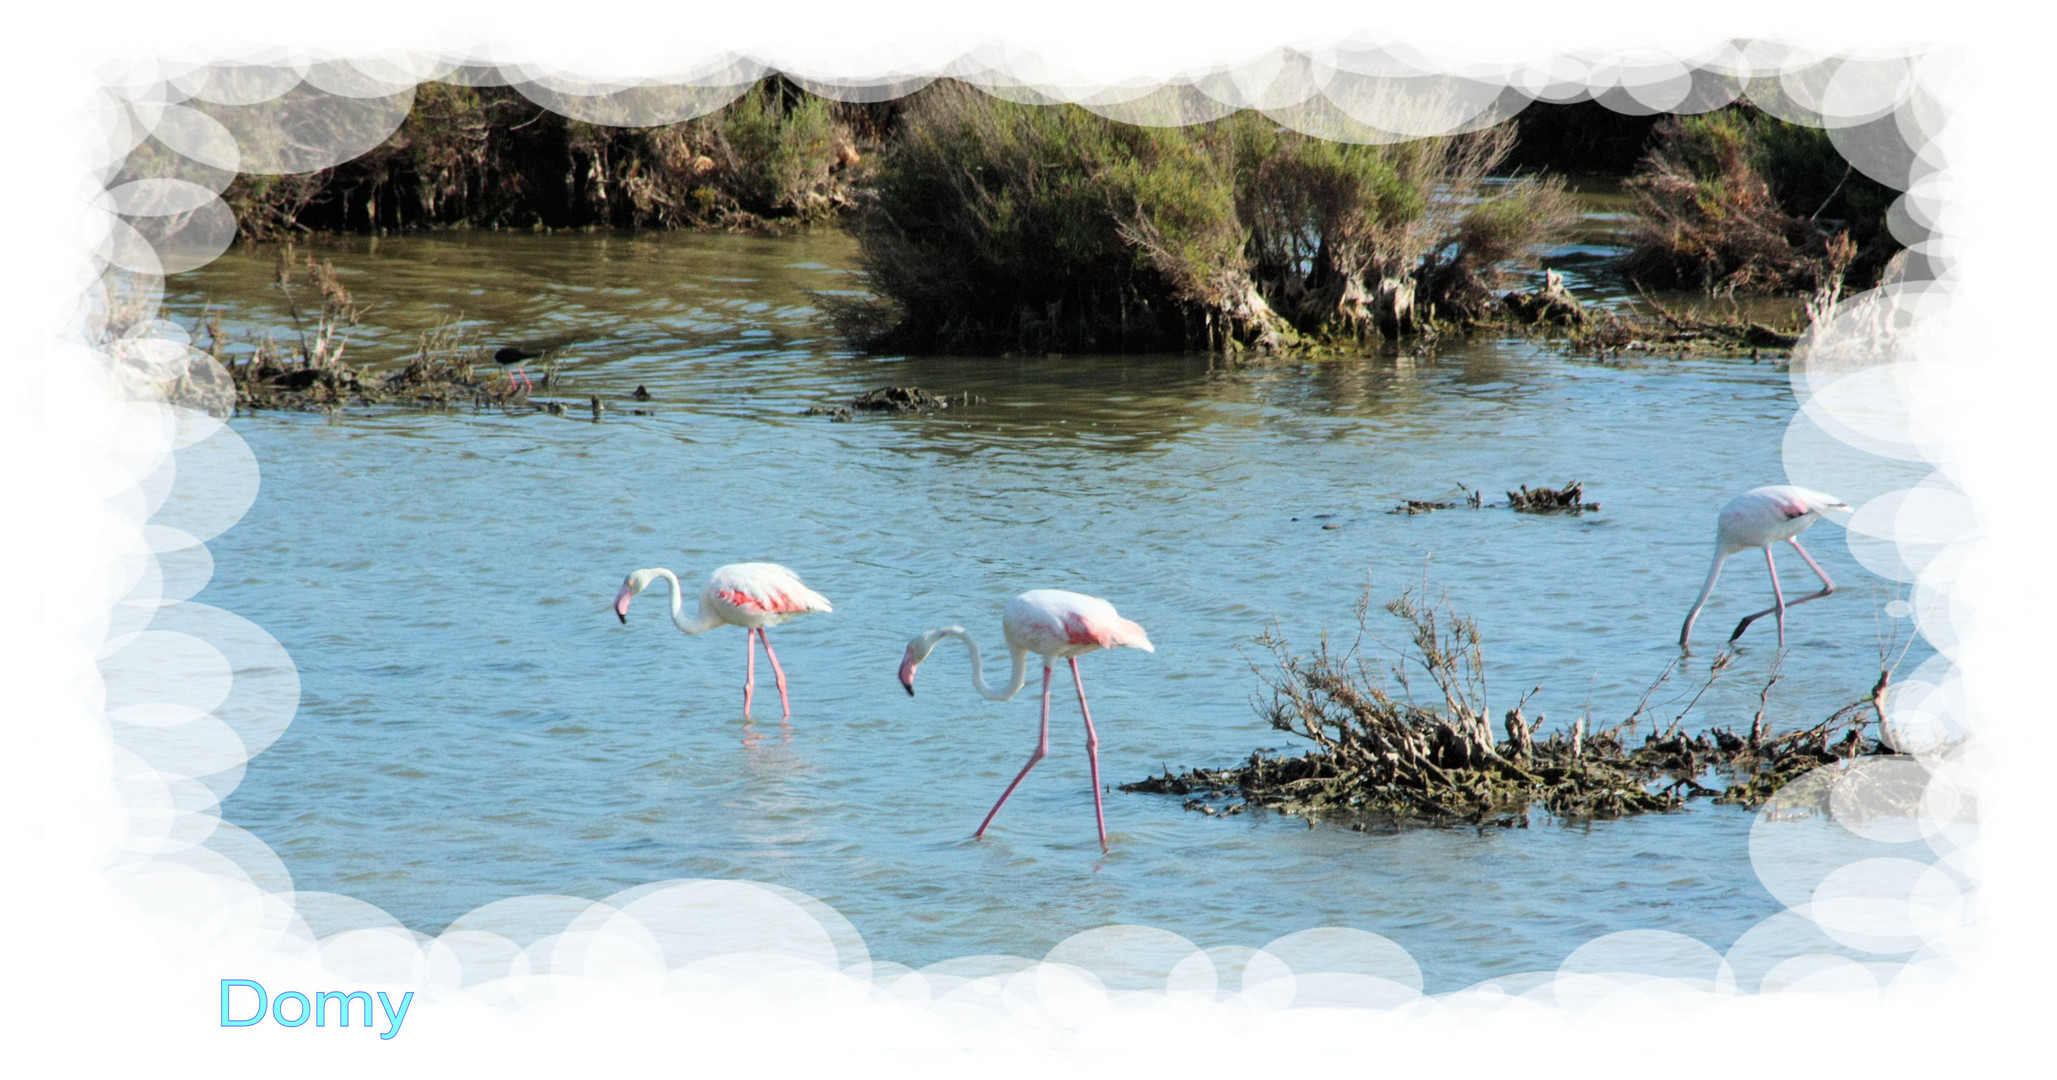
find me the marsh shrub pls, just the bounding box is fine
[841,83,1576,353]
[1623,104,1899,295]
[708,84,842,219]
[220,79,869,235]
[845,85,1249,353]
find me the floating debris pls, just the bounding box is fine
[1385,482,1596,515]
[1506,480,1601,514]
[1390,488,1486,515]
[803,386,985,418]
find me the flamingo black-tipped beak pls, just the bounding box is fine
[617,611,627,624]
[901,681,915,697]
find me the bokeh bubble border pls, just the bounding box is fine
[79,40,1978,1042]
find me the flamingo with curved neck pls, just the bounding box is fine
[899,588,1154,851]
[614,562,832,719]
[1679,485,1851,649]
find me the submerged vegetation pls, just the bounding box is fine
[1122,585,1899,829]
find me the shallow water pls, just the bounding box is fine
[164,229,1922,991]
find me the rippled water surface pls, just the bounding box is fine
[164,230,1920,991]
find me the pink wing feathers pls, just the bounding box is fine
[1775,493,1812,519]
[1061,609,1153,651]
[1009,589,1153,656]
[709,563,833,616]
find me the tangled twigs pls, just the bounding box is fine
[1124,584,1897,830]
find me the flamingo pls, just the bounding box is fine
[1679,485,1851,649]
[899,589,1155,851]
[494,347,541,393]
[613,562,833,718]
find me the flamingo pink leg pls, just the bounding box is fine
[1071,657,1107,851]
[760,628,792,720]
[1731,538,1837,645]
[742,628,759,717]
[976,665,1053,839]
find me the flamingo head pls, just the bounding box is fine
[897,642,921,696]
[614,569,657,623]
[896,627,962,696]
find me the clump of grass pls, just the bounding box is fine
[838,82,1578,354]
[1123,583,1898,829]
[1621,103,1899,296]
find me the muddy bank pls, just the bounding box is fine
[1122,589,1900,830]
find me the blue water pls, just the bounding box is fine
[165,231,1922,991]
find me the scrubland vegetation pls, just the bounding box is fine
[203,78,1902,356]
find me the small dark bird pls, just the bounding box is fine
[494,347,542,392]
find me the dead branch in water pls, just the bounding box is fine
[1124,583,1897,830]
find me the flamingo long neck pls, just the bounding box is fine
[937,628,1029,701]
[1679,548,1731,645]
[654,570,723,634]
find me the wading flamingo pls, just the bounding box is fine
[1680,485,1851,649]
[614,563,833,719]
[899,589,1154,851]
[495,347,541,393]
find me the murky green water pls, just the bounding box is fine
[163,228,1921,991]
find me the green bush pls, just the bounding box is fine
[1623,103,1899,294]
[710,84,840,218]
[847,83,1250,353]
[841,83,1576,354]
